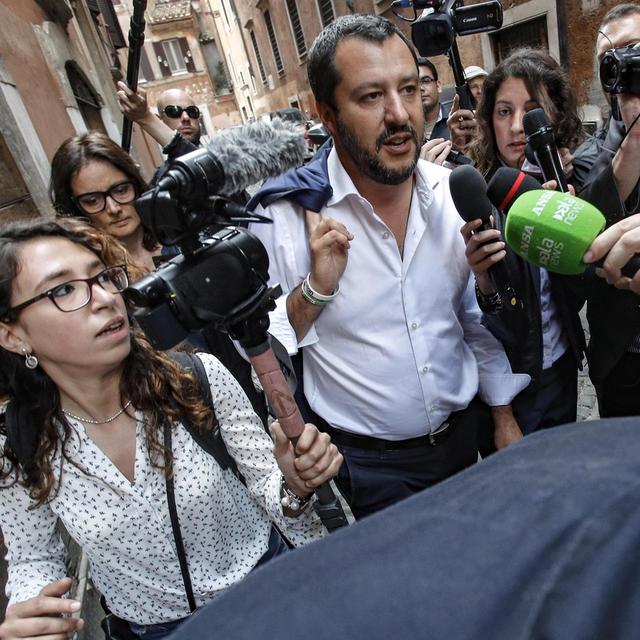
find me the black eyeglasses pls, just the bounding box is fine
[72,181,137,216]
[420,77,436,86]
[2,266,129,322]
[163,105,201,119]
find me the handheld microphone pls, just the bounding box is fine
[487,167,543,214]
[523,108,569,193]
[504,190,640,276]
[157,119,307,199]
[449,165,521,308]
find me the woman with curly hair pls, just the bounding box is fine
[50,131,160,273]
[461,48,586,448]
[0,218,341,639]
[466,47,584,179]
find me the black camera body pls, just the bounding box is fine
[600,45,640,95]
[125,222,274,350]
[411,0,502,57]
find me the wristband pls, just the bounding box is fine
[300,274,339,306]
[475,280,503,314]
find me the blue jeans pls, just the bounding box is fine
[128,527,289,639]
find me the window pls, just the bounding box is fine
[162,39,187,74]
[220,0,232,30]
[249,30,267,85]
[491,16,548,62]
[286,0,306,58]
[317,0,335,28]
[153,38,196,77]
[264,11,284,76]
[138,47,154,83]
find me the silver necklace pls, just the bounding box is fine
[62,400,132,425]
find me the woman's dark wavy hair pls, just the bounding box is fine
[0,218,215,504]
[50,131,156,251]
[467,48,585,178]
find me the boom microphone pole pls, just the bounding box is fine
[228,295,349,533]
[121,0,147,153]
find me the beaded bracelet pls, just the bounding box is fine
[474,280,503,314]
[280,476,312,514]
[300,273,339,306]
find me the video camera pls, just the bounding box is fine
[400,0,503,58]
[394,0,502,110]
[122,124,299,351]
[600,44,640,95]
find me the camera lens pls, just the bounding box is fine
[600,54,619,90]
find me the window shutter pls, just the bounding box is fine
[178,37,196,73]
[140,46,154,82]
[153,41,172,78]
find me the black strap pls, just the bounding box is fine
[169,350,240,479]
[163,420,198,613]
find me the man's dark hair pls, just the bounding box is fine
[308,13,417,108]
[599,3,640,30]
[416,57,438,82]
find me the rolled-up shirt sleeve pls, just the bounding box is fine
[458,275,531,406]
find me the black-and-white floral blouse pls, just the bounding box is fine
[0,353,325,624]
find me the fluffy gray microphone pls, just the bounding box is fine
[157,118,307,198]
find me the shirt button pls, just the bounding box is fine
[422,366,429,374]
[411,322,418,330]
[430,403,438,411]
[382,231,390,239]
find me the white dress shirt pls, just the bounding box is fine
[251,150,529,440]
[0,354,324,624]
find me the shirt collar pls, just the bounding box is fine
[326,146,436,212]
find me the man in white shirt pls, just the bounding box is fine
[250,14,528,519]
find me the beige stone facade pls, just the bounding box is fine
[0,0,162,223]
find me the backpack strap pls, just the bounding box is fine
[163,420,198,614]
[169,351,244,483]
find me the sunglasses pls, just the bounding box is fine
[163,105,201,119]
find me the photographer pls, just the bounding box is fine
[574,4,640,418]
[0,219,341,639]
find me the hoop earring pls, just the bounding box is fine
[23,350,38,370]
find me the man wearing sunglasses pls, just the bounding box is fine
[157,88,202,145]
[116,83,202,185]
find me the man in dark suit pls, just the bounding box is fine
[575,3,640,417]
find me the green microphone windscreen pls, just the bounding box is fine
[504,190,606,275]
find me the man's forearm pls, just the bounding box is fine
[136,113,176,148]
[286,285,324,343]
[491,404,523,450]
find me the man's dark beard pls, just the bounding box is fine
[336,119,420,186]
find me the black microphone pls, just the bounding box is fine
[523,108,569,193]
[487,167,542,214]
[157,119,307,200]
[449,165,522,309]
